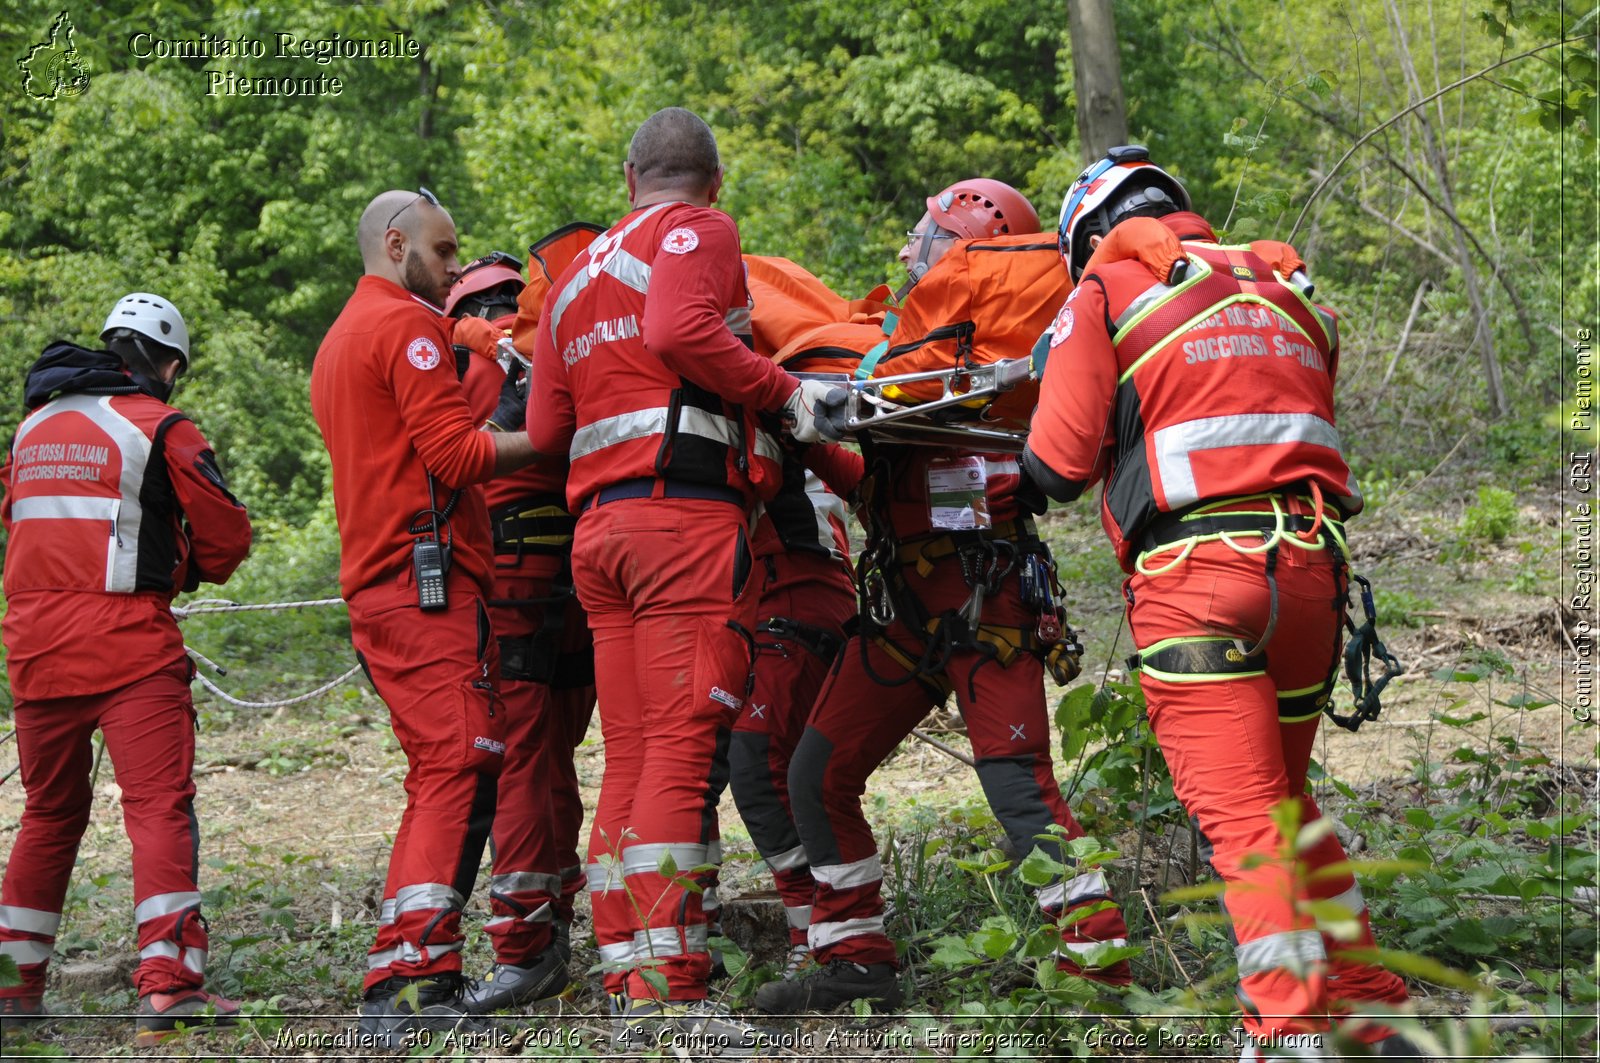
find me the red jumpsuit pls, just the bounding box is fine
[787,444,1133,979]
[727,445,858,957]
[526,200,800,1004]
[1024,212,1406,1044]
[460,330,595,968]
[0,343,251,1001]
[310,275,507,994]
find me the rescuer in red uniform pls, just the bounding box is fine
[524,107,841,1052]
[1023,146,1420,1060]
[310,189,540,1046]
[0,294,251,1045]
[444,251,594,1013]
[755,180,1135,1016]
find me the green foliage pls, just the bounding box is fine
[1459,485,1520,545]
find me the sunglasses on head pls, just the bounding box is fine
[386,186,440,230]
[461,250,523,275]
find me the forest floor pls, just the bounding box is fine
[0,484,1592,1061]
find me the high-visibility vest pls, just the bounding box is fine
[1096,241,1362,562]
[4,391,187,596]
[549,202,782,507]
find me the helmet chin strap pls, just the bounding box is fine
[895,222,953,302]
[124,333,176,402]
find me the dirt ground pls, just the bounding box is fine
[0,490,1592,1058]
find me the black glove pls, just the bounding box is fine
[486,362,527,432]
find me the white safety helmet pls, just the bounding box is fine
[1057,145,1191,280]
[101,292,190,371]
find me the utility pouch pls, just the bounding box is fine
[499,633,559,684]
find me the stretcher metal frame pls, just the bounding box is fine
[796,357,1034,452]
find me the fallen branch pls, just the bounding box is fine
[910,728,975,768]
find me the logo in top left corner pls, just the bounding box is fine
[19,12,90,101]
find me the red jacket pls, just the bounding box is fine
[311,276,499,598]
[1027,213,1361,568]
[527,202,800,511]
[2,343,251,699]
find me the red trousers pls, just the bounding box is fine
[483,558,596,966]
[728,551,856,948]
[571,497,759,1003]
[1128,527,1408,1041]
[0,658,209,998]
[788,555,1131,975]
[348,566,504,992]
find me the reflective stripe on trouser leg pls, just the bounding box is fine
[485,870,561,966]
[788,632,939,967]
[571,500,761,1004]
[1296,793,1409,1038]
[349,583,503,994]
[1131,539,1370,1037]
[136,901,209,994]
[587,860,634,994]
[0,904,59,992]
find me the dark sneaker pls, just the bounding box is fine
[135,989,240,1046]
[612,998,776,1057]
[752,959,903,1014]
[357,975,488,1050]
[552,920,573,965]
[462,945,570,1013]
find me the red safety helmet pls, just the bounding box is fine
[444,250,526,317]
[1058,145,1190,280]
[926,178,1041,240]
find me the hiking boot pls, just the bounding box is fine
[0,994,47,1034]
[1239,1032,1336,1061]
[753,958,902,1014]
[357,975,488,1050]
[781,942,812,980]
[134,989,240,1046]
[612,998,776,1057]
[552,919,573,965]
[463,945,569,1014]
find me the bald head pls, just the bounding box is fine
[625,107,722,203]
[356,189,462,306]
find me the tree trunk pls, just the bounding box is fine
[1384,0,1508,419]
[1067,0,1129,162]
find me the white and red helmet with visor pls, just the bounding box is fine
[1058,145,1190,280]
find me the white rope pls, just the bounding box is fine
[191,662,364,710]
[172,597,345,618]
